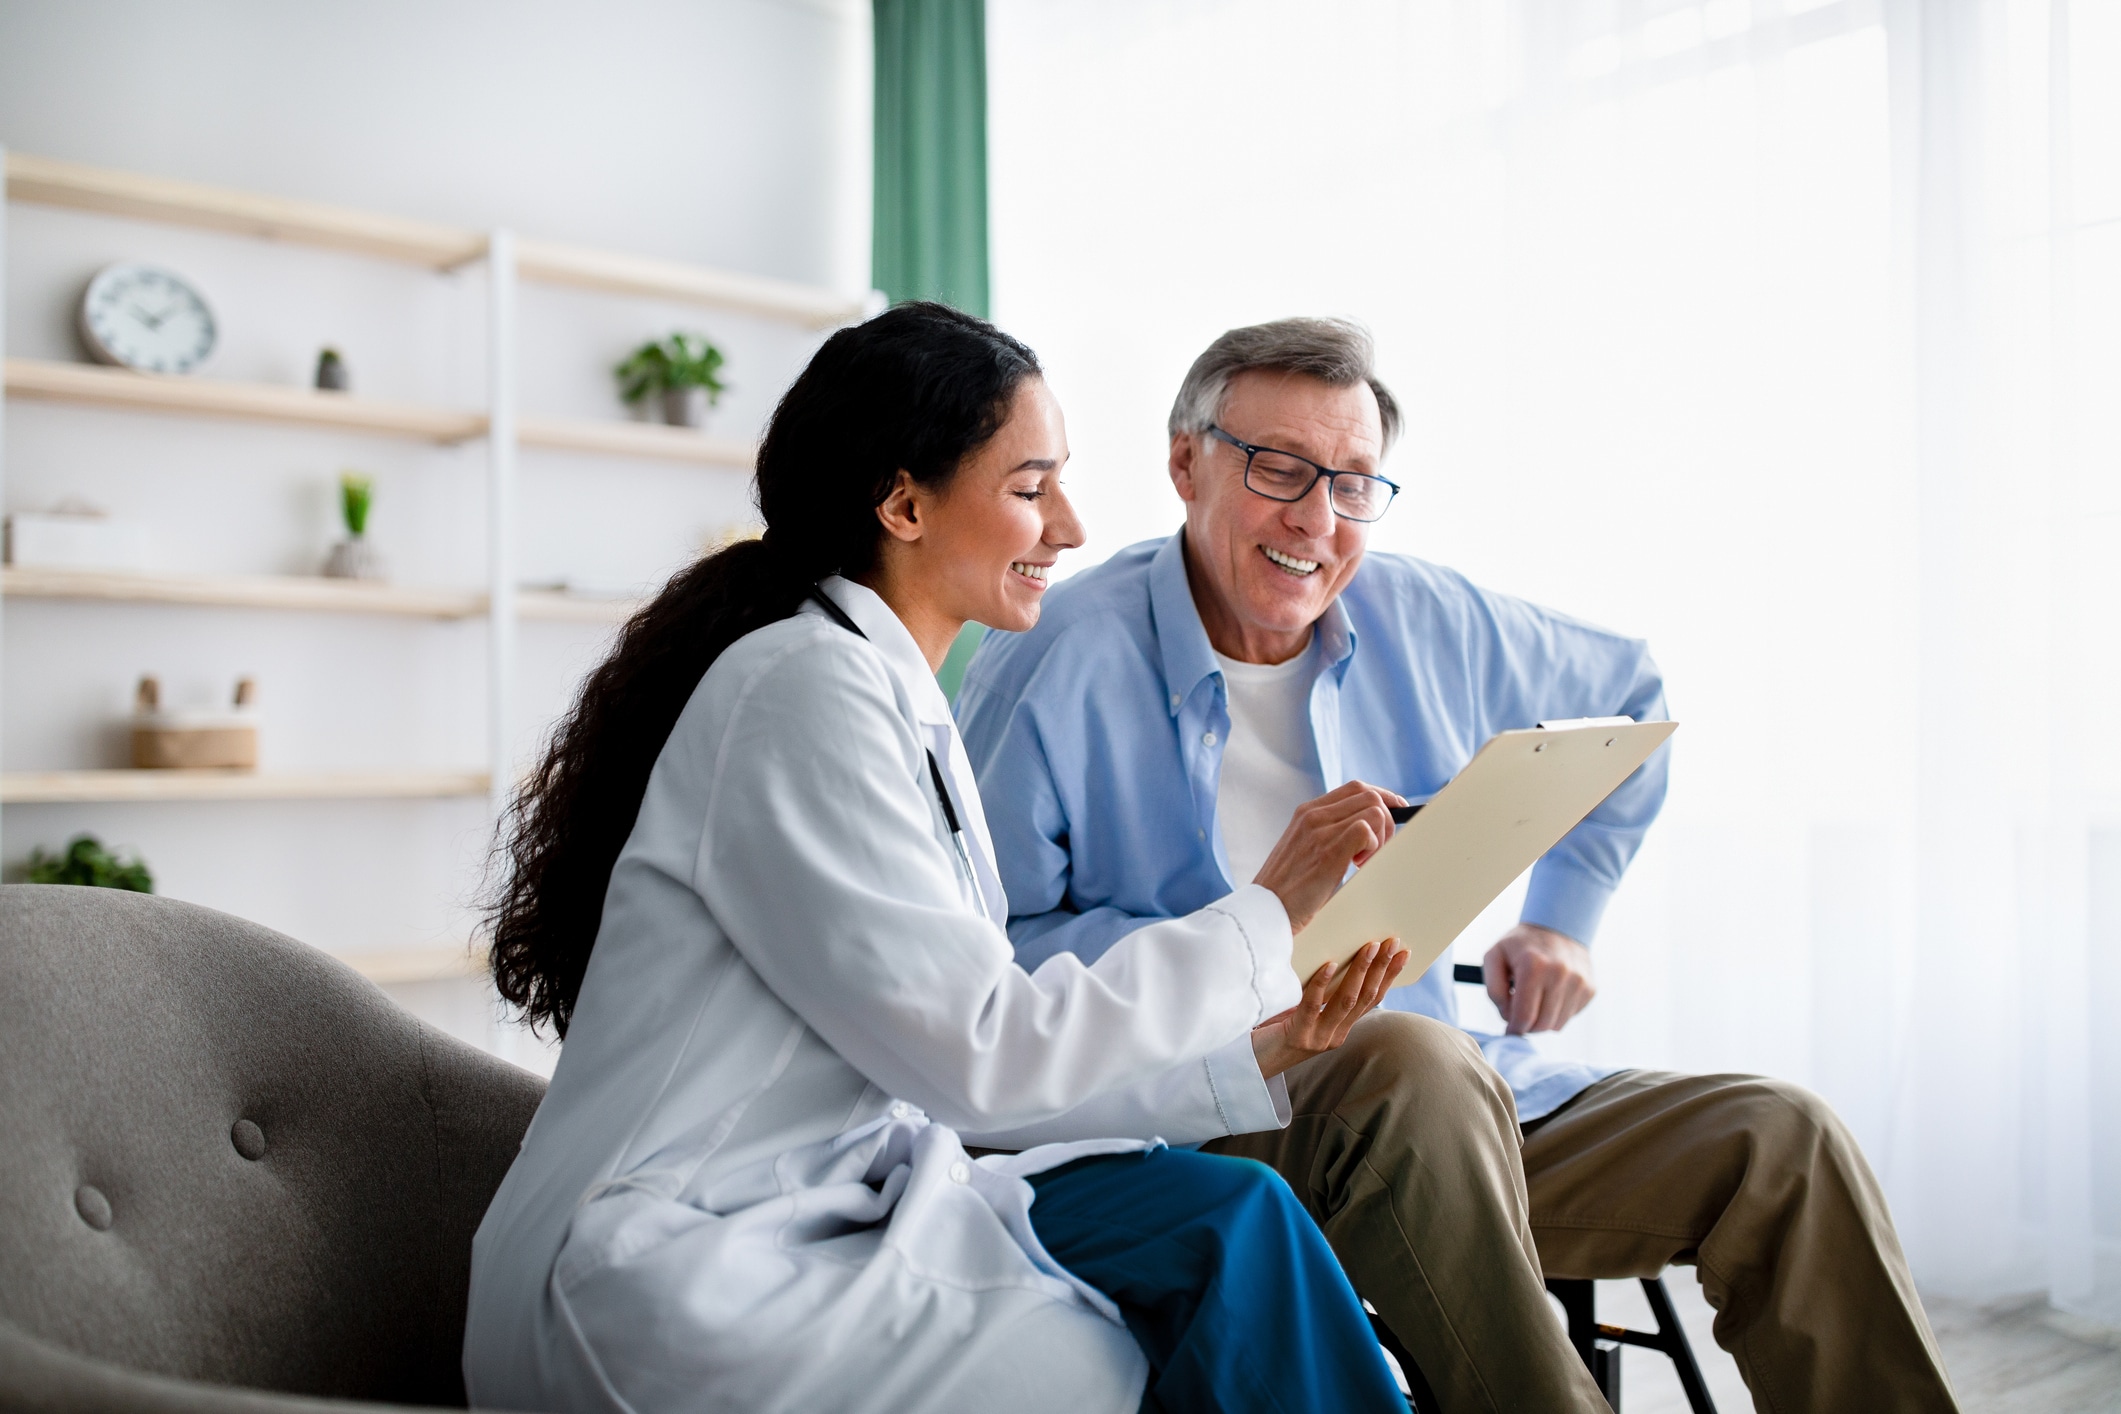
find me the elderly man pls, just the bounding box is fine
[956,319,1957,1414]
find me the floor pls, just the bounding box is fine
[1606,1275,2121,1414]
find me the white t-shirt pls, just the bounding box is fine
[1212,636,1326,888]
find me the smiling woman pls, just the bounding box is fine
[861,376,1085,670]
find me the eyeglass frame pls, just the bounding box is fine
[1203,425,1401,523]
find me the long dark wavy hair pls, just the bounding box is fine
[487,302,1042,1038]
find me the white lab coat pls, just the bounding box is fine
[463,577,1301,1414]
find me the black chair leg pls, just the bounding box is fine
[1547,1278,1623,1408]
[1640,1277,1717,1414]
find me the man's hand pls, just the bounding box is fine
[1251,939,1408,1079]
[1483,923,1595,1034]
[1252,780,1406,931]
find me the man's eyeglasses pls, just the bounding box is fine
[1204,426,1399,523]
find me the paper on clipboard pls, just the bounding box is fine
[1291,717,1678,982]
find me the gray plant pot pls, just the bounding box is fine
[322,538,384,581]
[661,386,712,429]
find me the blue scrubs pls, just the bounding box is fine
[1027,1148,1406,1413]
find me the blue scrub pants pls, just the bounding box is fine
[1027,1148,1406,1414]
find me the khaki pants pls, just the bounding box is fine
[1202,1012,1959,1414]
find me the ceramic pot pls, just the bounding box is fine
[323,537,384,580]
[661,386,711,428]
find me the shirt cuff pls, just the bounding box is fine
[1203,1031,1291,1136]
[1521,859,1615,946]
[1205,882,1301,1017]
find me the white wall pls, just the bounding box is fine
[1,0,868,1062]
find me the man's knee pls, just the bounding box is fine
[1707,1075,1864,1178]
[1296,1011,1513,1132]
[1342,1010,1492,1083]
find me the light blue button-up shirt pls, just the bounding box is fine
[956,533,1672,1121]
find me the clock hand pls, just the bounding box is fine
[128,303,167,329]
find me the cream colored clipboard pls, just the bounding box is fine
[1291,718,1678,981]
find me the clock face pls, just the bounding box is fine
[78,264,218,374]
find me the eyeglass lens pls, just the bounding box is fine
[1246,448,1393,521]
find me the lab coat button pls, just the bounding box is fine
[889,1102,911,1120]
[948,1161,971,1185]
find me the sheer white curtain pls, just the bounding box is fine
[989,0,2118,1320]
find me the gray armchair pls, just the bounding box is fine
[0,885,545,1414]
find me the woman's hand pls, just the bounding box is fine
[1250,940,1409,1080]
[1252,780,1407,932]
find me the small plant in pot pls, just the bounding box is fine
[322,471,384,580]
[27,834,153,892]
[616,332,727,428]
[314,346,350,391]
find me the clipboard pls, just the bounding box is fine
[1290,717,1678,981]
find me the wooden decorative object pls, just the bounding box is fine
[130,675,260,770]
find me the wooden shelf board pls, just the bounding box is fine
[6,152,486,269]
[335,943,487,985]
[7,153,861,327]
[0,769,490,804]
[516,588,640,624]
[5,358,486,443]
[516,237,864,328]
[518,415,755,467]
[0,566,640,624]
[2,566,485,618]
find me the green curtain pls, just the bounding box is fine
[873,0,990,318]
[874,0,991,698]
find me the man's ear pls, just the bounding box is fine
[875,469,923,544]
[1169,432,1200,503]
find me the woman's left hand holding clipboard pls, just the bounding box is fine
[1250,941,1408,1079]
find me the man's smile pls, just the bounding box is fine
[1261,545,1322,578]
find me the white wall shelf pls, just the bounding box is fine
[4,152,486,269]
[1,768,491,804]
[518,587,640,624]
[334,942,485,985]
[0,146,838,963]
[6,360,760,468]
[515,237,863,328]
[6,152,864,326]
[518,415,755,467]
[2,566,639,624]
[5,357,486,443]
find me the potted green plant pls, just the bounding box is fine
[615,332,728,428]
[314,346,350,391]
[27,834,153,892]
[322,471,383,579]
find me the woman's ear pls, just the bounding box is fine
[875,469,924,544]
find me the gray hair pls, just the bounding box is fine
[1167,317,1402,452]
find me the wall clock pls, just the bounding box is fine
[77,263,218,374]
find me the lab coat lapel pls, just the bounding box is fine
[811,578,1010,926]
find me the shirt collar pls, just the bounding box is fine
[806,576,955,728]
[1148,530,1359,713]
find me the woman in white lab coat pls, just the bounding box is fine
[464,303,1410,1414]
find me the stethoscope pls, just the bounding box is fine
[808,587,980,893]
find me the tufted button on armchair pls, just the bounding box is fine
[0,886,546,1413]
